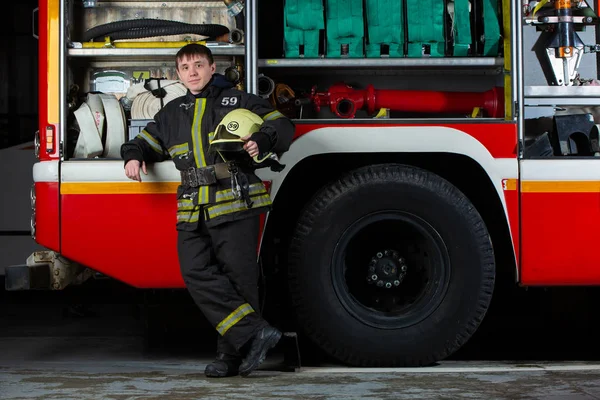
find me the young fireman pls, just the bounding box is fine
[120,43,295,377]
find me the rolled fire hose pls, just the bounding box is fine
[86,93,105,131]
[99,93,126,158]
[127,80,187,120]
[73,93,126,159]
[73,102,103,159]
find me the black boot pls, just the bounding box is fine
[239,326,282,377]
[204,353,242,378]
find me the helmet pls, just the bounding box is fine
[210,108,263,155]
[210,108,282,168]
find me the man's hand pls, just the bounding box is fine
[125,160,147,182]
[242,135,259,158]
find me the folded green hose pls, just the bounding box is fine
[325,0,364,58]
[365,0,404,57]
[283,0,324,57]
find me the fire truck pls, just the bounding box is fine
[7,0,600,367]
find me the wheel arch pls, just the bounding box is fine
[260,151,517,288]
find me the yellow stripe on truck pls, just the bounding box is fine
[61,182,179,195]
[503,179,600,193]
[522,181,600,193]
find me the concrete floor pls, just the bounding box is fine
[1,332,600,399]
[2,352,600,399]
[3,280,600,399]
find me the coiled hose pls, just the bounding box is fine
[82,18,230,42]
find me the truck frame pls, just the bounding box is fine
[8,0,600,367]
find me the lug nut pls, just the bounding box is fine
[394,280,400,286]
[401,265,407,272]
[377,252,383,258]
[385,282,392,288]
[376,280,384,287]
[398,257,404,263]
[371,274,378,281]
[369,266,375,272]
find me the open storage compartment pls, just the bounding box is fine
[63,0,243,160]
[255,0,506,120]
[61,0,509,161]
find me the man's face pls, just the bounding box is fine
[176,54,216,94]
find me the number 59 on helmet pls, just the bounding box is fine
[209,108,285,171]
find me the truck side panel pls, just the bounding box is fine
[520,160,600,285]
[31,0,61,255]
[59,161,183,288]
[32,161,60,252]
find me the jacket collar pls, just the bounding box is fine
[184,74,233,102]
[185,85,216,102]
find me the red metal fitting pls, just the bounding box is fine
[310,83,504,119]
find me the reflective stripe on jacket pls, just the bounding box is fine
[120,74,295,230]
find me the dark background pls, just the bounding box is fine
[0,1,38,150]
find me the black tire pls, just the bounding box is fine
[288,164,495,367]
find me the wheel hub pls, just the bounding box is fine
[366,249,407,289]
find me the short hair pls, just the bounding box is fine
[175,43,214,69]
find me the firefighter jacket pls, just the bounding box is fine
[120,74,295,231]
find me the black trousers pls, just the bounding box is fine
[177,215,268,356]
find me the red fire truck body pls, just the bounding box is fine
[14,0,600,366]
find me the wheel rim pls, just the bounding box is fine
[331,211,451,329]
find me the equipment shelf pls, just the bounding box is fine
[258,57,504,69]
[68,43,245,60]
